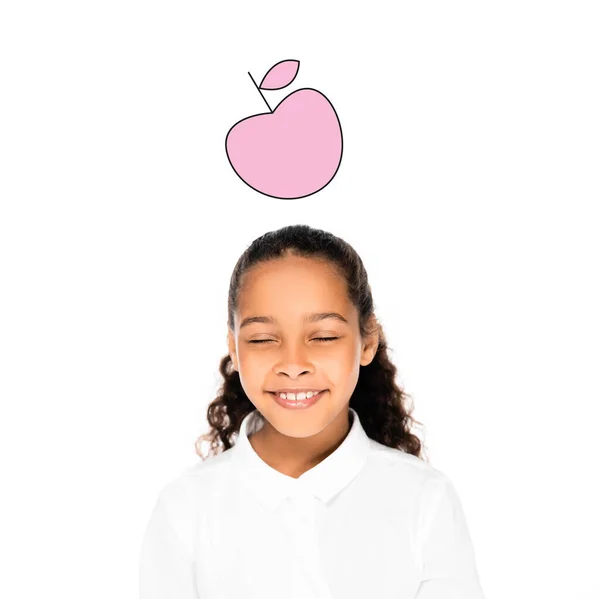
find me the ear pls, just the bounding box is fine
[359,317,379,367]
[227,329,239,371]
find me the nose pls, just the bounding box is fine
[274,341,315,377]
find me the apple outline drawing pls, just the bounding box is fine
[224,59,344,200]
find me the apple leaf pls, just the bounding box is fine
[258,59,300,90]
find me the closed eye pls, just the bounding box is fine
[249,337,340,344]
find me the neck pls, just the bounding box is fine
[249,409,353,479]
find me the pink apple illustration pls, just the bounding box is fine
[225,59,343,200]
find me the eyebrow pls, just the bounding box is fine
[239,312,349,330]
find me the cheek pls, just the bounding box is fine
[237,348,276,384]
[320,344,359,375]
[238,348,264,370]
[236,352,264,393]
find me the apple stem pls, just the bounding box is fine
[248,71,272,113]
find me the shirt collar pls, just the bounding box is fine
[230,407,372,512]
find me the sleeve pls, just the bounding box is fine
[139,495,200,599]
[414,476,485,599]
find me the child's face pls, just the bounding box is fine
[227,255,378,440]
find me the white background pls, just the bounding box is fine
[1,1,599,597]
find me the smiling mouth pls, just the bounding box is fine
[268,389,328,409]
[267,389,327,400]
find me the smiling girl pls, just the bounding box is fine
[139,224,485,599]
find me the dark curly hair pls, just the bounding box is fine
[195,224,428,462]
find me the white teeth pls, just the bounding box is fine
[278,391,318,400]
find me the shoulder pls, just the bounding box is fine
[157,449,234,508]
[152,450,234,540]
[367,441,467,542]
[367,438,453,493]
[145,450,235,558]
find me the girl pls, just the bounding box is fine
[139,224,485,599]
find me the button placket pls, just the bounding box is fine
[277,495,314,597]
[285,492,333,599]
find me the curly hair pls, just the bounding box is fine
[195,224,428,462]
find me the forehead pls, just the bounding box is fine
[237,256,350,315]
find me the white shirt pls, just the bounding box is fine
[139,408,485,599]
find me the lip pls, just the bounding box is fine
[269,389,327,410]
[268,388,325,394]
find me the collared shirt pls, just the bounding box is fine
[139,407,485,599]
